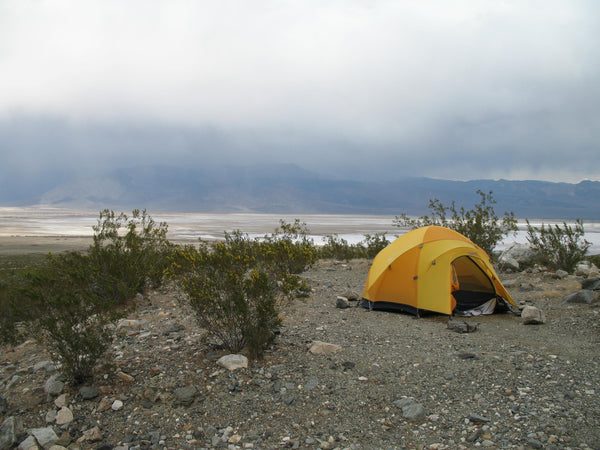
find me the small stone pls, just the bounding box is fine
[111,400,124,411]
[54,394,69,409]
[336,296,350,309]
[174,385,197,406]
[447,320,479,333]
[521,305,546,325]
[44,375,64,396]
[18,435,38,450]
[33,360,56,374]
[79,386,99,400]
[216,354,248,371]
[527,439,544,449]
[77,426,102,443]
[56,407,74,426]
[30,427,59,449]
[116,371,135,382]
[402,402,426,421]
[97,397,112,412]
[467,413,491,423]
[304,375,319,392]
[308,341,342,355]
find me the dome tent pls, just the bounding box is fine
[362,226,516,316]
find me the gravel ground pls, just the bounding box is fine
[1,259,599,449]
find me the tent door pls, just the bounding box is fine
[451,256,497,313]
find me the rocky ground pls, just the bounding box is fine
[1,259,599,450]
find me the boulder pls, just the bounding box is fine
[564,290,599,304]
[521,305,546,325]
[499,243,537,271]
[216,354,248,371]
[308,341,342,355]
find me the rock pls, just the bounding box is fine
[45,410,57,424]
[111,400,124,411]
[527,438,544,448]
[0,416,24,450]
[17,435,37,450]
[336,296,350,309]
[522,305,546,324]
[467,413,491,423]
[575,261,599,277]
[174,386,197,406]
[44,375,64,396]
[78,386,99,400]
[304,375,319,392]
[216,354,248,371]
[97,397,112,412]
[53,394,69,409]
[554,269,569,279]
[582,277,600,290]
[116,371,135,382]
[116,319,150,335]
[77,426,102,443]
[29,427,59,449]
[33,361,56,374]
[447,320,479,333]
[564,290,599,304]
[393,397,426,420]
[0,395,7,415]
[55,407,74,426]
[308,341,342,355]
[499,243,537,271]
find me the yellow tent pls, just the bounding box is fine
[362,226,516,316]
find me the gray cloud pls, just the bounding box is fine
[1,0,599,185]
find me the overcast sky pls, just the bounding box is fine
[1,0,599,189]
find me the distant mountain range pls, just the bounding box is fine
[6,164,600,219]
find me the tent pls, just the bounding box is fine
[362,226,516,316]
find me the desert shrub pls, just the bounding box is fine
[89,209,173,303]
[526,219,591,273]
[393,190,517,257]
[359,232,390,258]
[320,234,362,261]
[172,222,316,358]
[588,254,600,268]
[13,252,120,383]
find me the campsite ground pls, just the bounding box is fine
[1,253,599,449]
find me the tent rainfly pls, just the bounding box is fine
[362,226,516,316]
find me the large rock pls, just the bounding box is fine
[499,243,537,271]
[521,305,546,325]
[564,290,599,304]
[0,416,24,450]
[308,341,342,355]
[216,354,248,371]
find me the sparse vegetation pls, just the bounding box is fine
[170,221,318,358]
[393,190,517,257]
[526,219,591,273]
[0,210,174,382]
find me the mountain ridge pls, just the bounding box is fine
[6,164,600,219]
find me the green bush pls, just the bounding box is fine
[0,209,172,382]
[13,252,119,383]
[172,222,316,358]
[89,209,173,303]
[393,190,517,257]
[526,219,591,273]
[320,234,362,261]
[359,233,390,258]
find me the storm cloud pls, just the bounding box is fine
[1,0,599,188]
